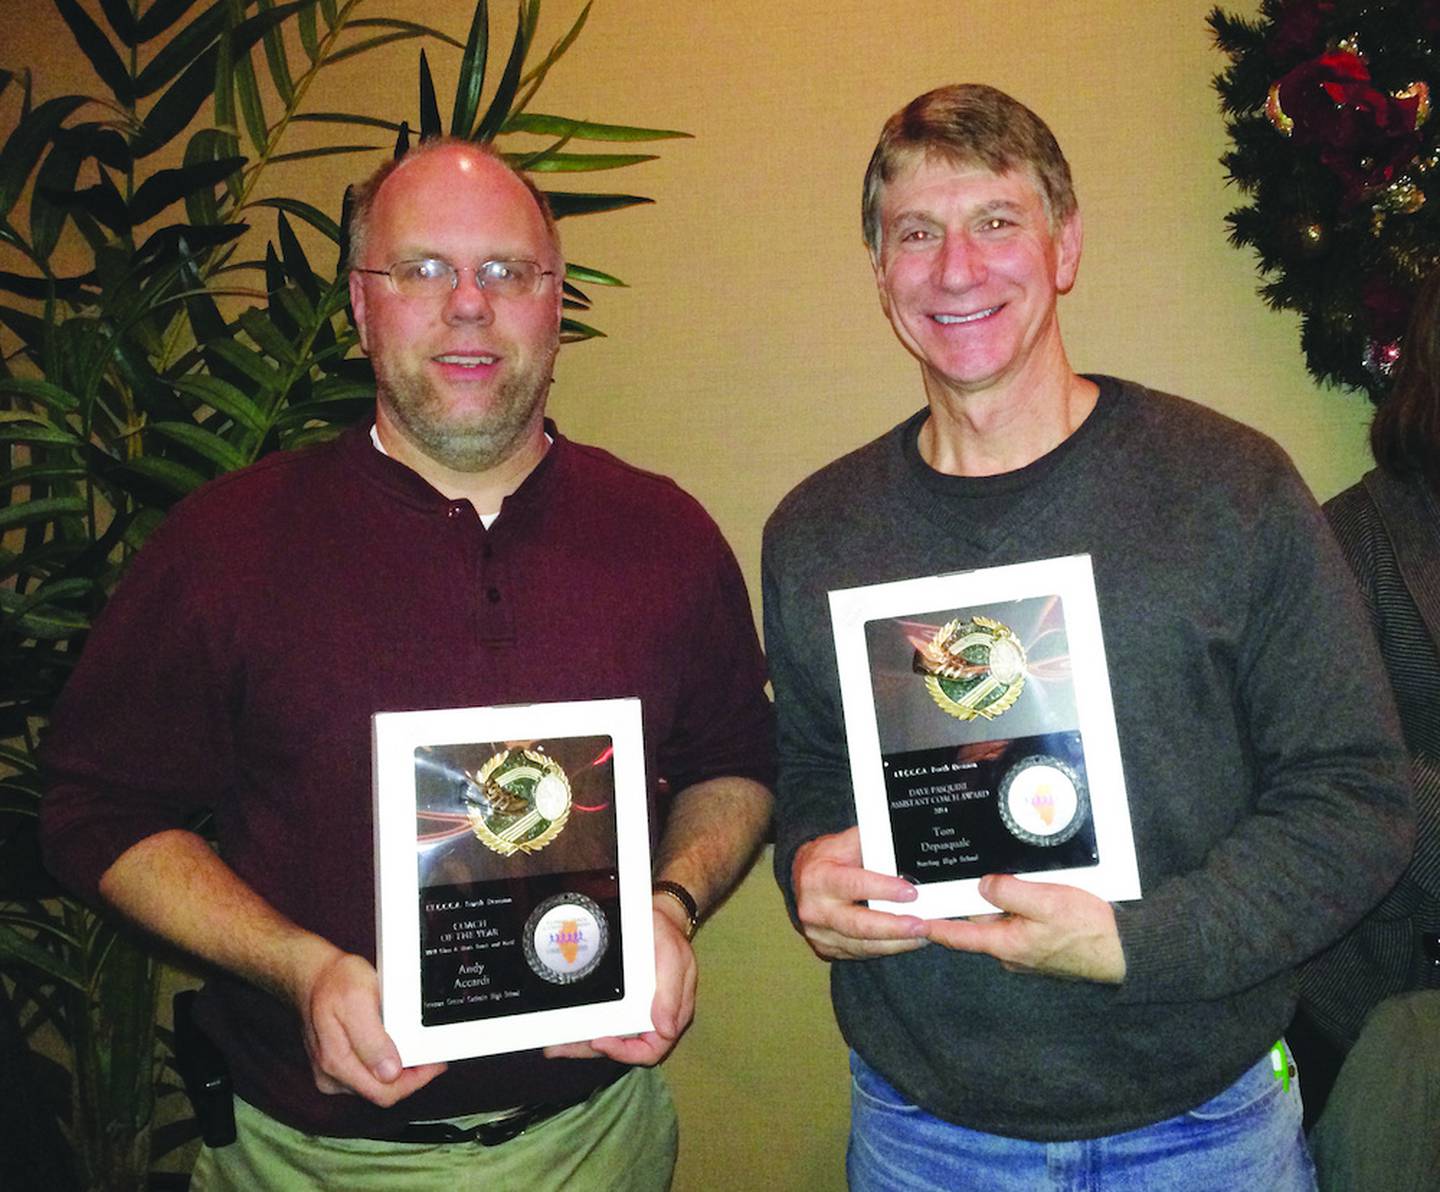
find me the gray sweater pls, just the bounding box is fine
[762,377,1412,1140]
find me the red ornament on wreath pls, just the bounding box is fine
[1266,49,1429,206]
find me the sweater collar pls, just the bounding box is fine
[897,374,1123,497]
[337,415,568,516]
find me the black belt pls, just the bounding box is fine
[394,1098,580,1147]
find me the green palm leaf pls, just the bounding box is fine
[133,0,229,97]
[232,19,270,153]
[257,0,296,104]
[246,197,341,244]
[544,191,653,218]
[418,49,442,139]
[0,423,83,450]
[0,496,89,533]
[261,144,380,165]
[149,421,248,471]
[128,157,248,226]
[298,0,320,60]
[0,582,93,640]
[118,454,208,496]
[0,377,82,414]
[508,0,590,119]
[450,0,489,137]
[171,374,267,433]
[238,307,300,364]
[473,0,536,141]
[345,17,462,47]
[561,316,604,341]
[275,210,319,305]
[565,262,625,286]
[326,30,430,66]
[515,151,657,173]
[504,112,691,142]
[136,0,210,43]
[0,925,86,990]
[135,46,222,158]
[54,0,135,107]
[205,338,284,392]
[0,95,89,221]
[97,0,142,46]
[290,111,406,135]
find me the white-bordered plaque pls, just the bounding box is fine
[830,555,1141,919]
[373,698,654,1065]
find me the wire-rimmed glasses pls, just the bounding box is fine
[353,258,556,300]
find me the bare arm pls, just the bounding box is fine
[98,829,446,1105]
[548,775,773,1065]
[651,774,773,919]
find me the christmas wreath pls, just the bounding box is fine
[1210,1,1439,402]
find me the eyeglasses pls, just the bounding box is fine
[353,258,556,300]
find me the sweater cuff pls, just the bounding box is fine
[1110,899,1200,1004]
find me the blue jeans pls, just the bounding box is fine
[847,1048,1316,1191]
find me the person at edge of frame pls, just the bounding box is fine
[1293,261,1440,1191]
[761,83,1411,1191]
[40,137,775,1191]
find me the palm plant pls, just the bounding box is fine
[0,2,685,1187]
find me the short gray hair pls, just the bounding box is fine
[862,84,1077,256]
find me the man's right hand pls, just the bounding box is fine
[295,944,447,1106]
[791,826,929,961]
[97,831,447,1110]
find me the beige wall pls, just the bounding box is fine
[4,2,1375,1189]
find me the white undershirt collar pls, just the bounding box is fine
[369,423,550,530]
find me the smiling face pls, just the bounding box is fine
[348,145,562,475]
[872,156,1082,405]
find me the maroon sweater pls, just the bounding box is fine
[41,420,774,1137]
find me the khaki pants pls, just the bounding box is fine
[191,1067,677,1192]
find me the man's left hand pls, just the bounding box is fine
[923,874,1126,984]
[545,897,697,1065]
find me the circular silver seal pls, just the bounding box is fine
[522,893,609,985]
[534,773,571,821]
[997,755,1088,847]
[987,637,1026,685]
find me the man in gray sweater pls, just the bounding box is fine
[763,84,1412,1189]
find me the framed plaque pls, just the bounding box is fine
[373,698,654,1065]
[830,555,1141,919]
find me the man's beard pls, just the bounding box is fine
[374,344,557,473]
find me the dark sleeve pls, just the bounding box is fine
[656,522,775,795]
[1113,467,1414,1002]
[1301,480,1440,1037]
[762,513,858,921]
[1323,482,1382,630]
[40,509,237,904]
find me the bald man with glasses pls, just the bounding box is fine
[42,139,774,1191]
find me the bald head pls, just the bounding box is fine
[346,138,565,482]
[346,138,561,273]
